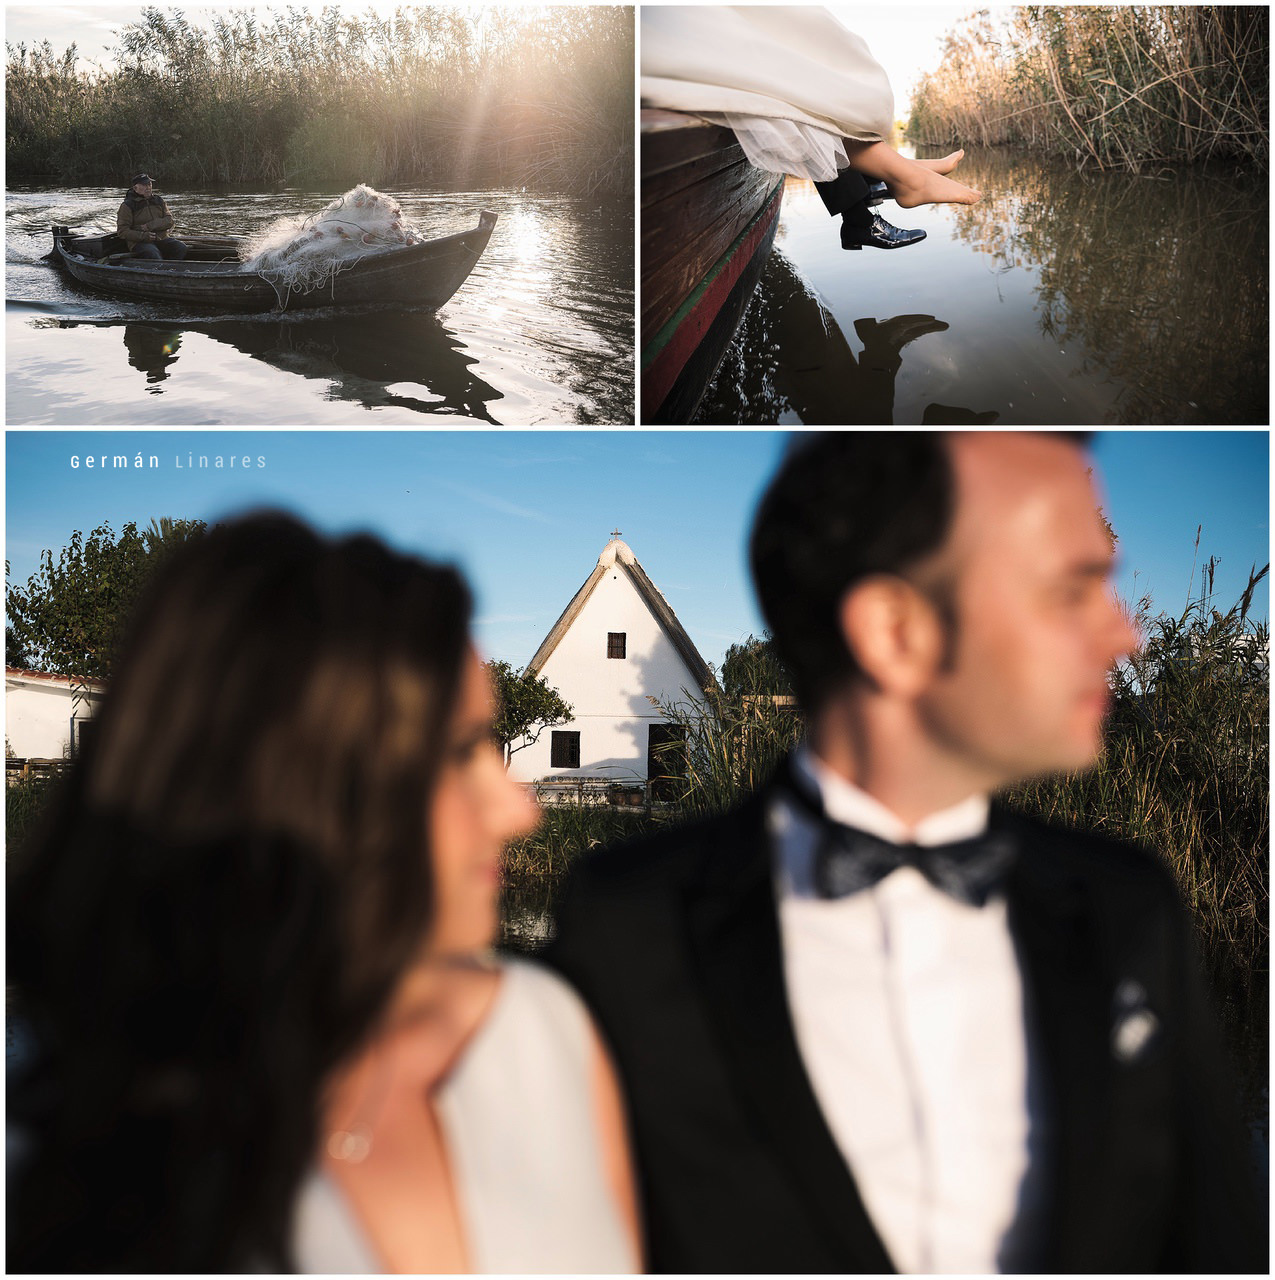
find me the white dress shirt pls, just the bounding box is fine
[771,745,1044,1273]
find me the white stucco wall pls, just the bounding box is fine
[5,674,103,759]
[508,565,707,783]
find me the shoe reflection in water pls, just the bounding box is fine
[728,251,997,425]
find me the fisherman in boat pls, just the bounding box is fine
[117,174,188,262]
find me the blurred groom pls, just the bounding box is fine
[549,432,1263,1273]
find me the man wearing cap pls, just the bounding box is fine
[548,432,1264,1274]
[117,174,187,261]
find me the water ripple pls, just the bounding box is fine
[7,184,634,424]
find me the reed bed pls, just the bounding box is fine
[1005,565,1269,984]
[651,687,803,824]
[500,571,1268,990]
[909,6,1268,171]
[5,6,633,198]
[496,688,801,892]
[5,772,63,871]
[9,568,1264,988]
[502,801,659,886]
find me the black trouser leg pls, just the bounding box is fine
[814,168,873,228]
[814,167,871,215]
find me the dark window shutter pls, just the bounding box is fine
[551,730,581,768]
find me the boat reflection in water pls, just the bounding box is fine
[640,111,784,424]
[62,310,504,422]
[122,327,183,389]
[8,186,634,425]
[702,249,998,425]
[700,146,1266,425]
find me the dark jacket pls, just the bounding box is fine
[116,191,176,244]
[547,782,1265,1273]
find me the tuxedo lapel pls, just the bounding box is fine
[999,809,1117,1270]
[683,795,895,1272]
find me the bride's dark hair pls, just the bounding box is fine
[8,512,472,1272]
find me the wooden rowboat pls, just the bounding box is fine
[49,210,497,312]
[641,110,784,423]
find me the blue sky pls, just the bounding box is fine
[5,430,1268,671]
[1093,432,1269,624]
[4,431,786,668]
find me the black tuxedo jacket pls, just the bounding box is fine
[547,786,1265,1273]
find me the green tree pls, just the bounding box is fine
[142,516,205,555]
[5,559,32,669]
[5,518,207,682]
[720,633,794,700]
[484,660,573,767]
[6,624,32,670]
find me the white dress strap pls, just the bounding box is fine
[436,959,637,1274]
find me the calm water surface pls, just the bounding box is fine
[697,147,1267,425]
[7,186,633,425]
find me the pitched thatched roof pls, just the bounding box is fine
[525,537,715,691]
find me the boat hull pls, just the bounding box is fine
[640,111,784,423]
[51,211,497,313]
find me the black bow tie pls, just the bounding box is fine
[782,769,1017,907]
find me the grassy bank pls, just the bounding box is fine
[5,6,633,198]
[10,573,1266,985]
[1005,569,1269,986]
[500,574,1269,992]
[504,803,660,885]
[5,773,60,867]
[909,6,1268,172]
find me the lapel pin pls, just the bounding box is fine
[1110,979,1160,1063]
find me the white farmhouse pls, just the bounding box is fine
[6,668,106,761]
[507,535,715,788]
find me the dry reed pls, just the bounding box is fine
[499,569,1268,990]
[908,6,1268,172]
[5,6,633,198]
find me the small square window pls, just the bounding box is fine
[607,632,627,659]
[551,730,581,769]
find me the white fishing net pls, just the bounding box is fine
[238,185,424,296]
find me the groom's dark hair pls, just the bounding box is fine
[749,431,1092,711]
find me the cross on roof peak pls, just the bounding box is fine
[610,528,622,539]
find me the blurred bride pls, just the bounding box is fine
[8,514,641,1273]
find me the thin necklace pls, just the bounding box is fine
[326,953,498,1161]
[326,1047,395,1164]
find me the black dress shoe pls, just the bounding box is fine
[865,181,890,206]
[841,213,926,250]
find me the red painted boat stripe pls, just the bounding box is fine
[643,182,784,414]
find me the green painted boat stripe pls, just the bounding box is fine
[641,180,783,371]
